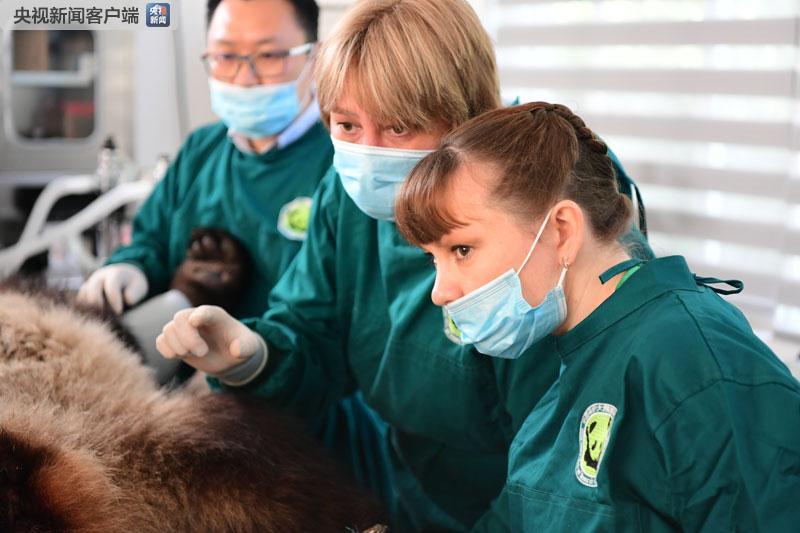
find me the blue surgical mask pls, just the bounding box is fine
[331,137,432,221]
[209,78,302,139]
[444,210,568,359]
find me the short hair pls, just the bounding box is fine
[315,0,500,132]
[207,0,319,41]
[395,102,632,246]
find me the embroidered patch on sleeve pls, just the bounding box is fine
[575,403,617,488]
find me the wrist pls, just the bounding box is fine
[215,334,269,387]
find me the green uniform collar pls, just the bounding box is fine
[554,256,702,358]
[598,258,643,285]
[615,264,641,288]
[232,121,328,164]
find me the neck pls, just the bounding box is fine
[247,135,279,153]
[245,96,311,153]
[557,242,631,333]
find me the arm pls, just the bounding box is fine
[209,168,355,418]
[79,139,192,312]
[657,379,800,531]
[106,137,192,296]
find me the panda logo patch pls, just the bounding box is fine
[575,403,617,487]
[278,197,313,241]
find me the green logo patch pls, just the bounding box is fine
[575,403,617,487]
[278,197,313,241]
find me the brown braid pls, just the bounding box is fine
[535,102,631,241]
[531,102,609,156]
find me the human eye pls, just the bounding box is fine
[332,116,361,137]
[451,245,472,260]
[388,124,408,137]
[254,50,286,64]
[216,52,238,62]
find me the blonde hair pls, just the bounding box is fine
[315,0,500,131]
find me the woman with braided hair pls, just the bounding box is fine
[395,101,800,531]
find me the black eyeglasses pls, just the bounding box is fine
[201,42,314,81]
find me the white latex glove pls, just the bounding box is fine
[156,305,267,382]
[77,263,149,315]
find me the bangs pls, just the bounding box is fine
[395,147,468,245]
[319,63,433,132]
[347,55,434,131]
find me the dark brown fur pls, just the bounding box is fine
[0,285,384,532]
[169,227,252,311]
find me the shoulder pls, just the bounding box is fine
[312,166,364,216]
[621,285,798,425]
[616,265,773,375]
[314,166,344,205]
[304,166,378,248]
[666,287,786,384]
[153,122,228,193]
[295,121,334,153]
[178,121,230,159]
[306,167,348,232]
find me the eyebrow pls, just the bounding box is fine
[330,106,357,117]
[211,37,278,47]
[438,223,480,243]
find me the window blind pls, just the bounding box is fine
[490,0,800,374]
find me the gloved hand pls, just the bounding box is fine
[170,228,251,311]
[156,305,267,380]
[77,263,149,315]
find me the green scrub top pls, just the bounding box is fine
[215,151,652,530]
[507,256,800,532]
[106,121,334,318]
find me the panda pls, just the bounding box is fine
[0,281,385,532]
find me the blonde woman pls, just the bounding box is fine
[156,1,649,529]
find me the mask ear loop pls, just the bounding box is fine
[517,208,554,274]
[557,257,569,288]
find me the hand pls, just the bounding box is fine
[77,263,148,314]
[156,305,262,376]
[170,228,251,311]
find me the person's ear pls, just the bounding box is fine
[552,200,584,267]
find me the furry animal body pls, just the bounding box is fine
[0,285,383,532]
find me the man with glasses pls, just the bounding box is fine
[78,0,330,381]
